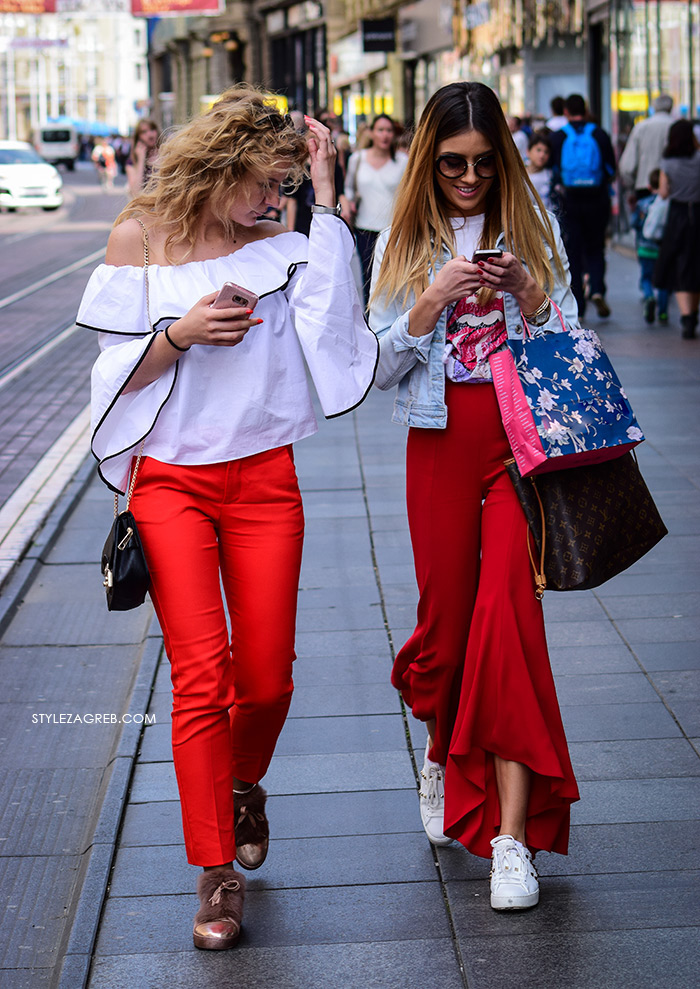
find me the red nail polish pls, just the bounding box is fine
[245,309,254,315]
[255,318,264,324]
[478,261,484,267]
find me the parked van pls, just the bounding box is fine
[33,124,80,170]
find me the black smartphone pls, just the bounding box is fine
[472,248,503,262]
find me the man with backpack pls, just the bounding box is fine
[550,94,617,319]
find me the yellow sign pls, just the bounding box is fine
[611,90,649,112]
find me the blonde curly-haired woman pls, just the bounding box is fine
[78,87,378,949]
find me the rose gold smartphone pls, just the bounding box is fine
[211,282,259,310]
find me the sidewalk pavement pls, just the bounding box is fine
[1,248,698,989]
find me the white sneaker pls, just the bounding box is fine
[489,834,539,910]
[419,741,453,846]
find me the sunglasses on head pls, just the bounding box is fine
[260,110,295,132]
[435,152,497,180]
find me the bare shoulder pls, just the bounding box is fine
[105,218,148,266]
[249,219,291,242]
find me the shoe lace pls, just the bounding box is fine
[419,763,444,809]
[236,805,266,830]
[208,878,241,907]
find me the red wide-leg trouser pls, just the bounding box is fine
[130,447,304,866]
[392,382,579,859]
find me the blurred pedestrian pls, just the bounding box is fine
[125,119,160,197]
[282,110,350,232]
[508,115,529,159]
[619,94,674,204]
[79,87,377,951]
[526,131,554,210]
[654,119,700,338]
[91,137,117,191]
[630,168,669,324]
[550,93,616,318]
[546,96,567,132]
[345,113,408,302]
[369,80,580,912]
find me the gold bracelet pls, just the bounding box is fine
[522,296,551,325]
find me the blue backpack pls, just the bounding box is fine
[560,122,603,188]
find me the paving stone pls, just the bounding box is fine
[87,939,465,989]
[0,768,103,855]
[567,737,700,781]
[632,641,700,671]
[614,616,700,644]
[273,713,407,756]
[548,644,639,676]
[596,592,700,619]
[437,820,700,882]
[294,604,385,632]
[560,701,682,742]
[292,653,393,687]
[2,601,152,647]
[572,778,700,825]
[0,645,140,705]
[108,832,437,897]
[448,870,700,938]
[294,629,389,657]
[0,705,118,769]
[120,787,422,850]
[94,882,451,955]
[0,854,81,969]
[553,672,659,706]
[458,928,698,989]
[288,681,400,717]
[542,621,624,648]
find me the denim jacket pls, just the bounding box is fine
[368,214,579,428]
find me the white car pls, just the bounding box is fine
[0,140,63,211]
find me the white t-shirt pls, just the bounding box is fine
[345,150,408,231]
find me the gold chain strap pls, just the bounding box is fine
[113,217,151,519]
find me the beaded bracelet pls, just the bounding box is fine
[164,324,190,352]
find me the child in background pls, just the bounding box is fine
[631,168,669,323]
[526,132,554,211]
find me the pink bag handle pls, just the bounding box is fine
[519,297,567,336]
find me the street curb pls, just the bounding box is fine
[56,626,163,989]
[0,452,95,636]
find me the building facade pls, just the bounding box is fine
[0,2,149,141]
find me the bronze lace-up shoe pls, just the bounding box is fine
[234,783,269,870]
[192,866,246,950]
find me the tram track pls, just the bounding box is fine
[0,239,105,590]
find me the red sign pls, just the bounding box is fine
[131,0,223,14]
[0,1,57,11]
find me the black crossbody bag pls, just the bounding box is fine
[100,220,152,611]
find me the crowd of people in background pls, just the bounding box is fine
[54,84,698,339]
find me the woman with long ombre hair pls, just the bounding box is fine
[78,86,378,949]
[370,81,580,911]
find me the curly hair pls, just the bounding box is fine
[115,86,309,262]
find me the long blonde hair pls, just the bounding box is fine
[115,86,308,263]
[372,82,565,308]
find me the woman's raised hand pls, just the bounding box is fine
[304,116,336,208]
[168,292,263,349]
[429,255,483,307]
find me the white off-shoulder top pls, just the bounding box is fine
[78,214,379,493]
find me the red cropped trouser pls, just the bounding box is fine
[130,448,304,866]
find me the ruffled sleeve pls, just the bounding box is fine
[79,265,177,493]
[285,214,379,417]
